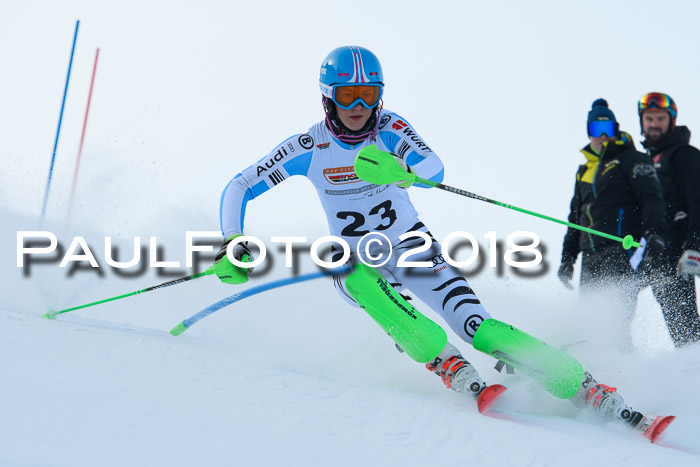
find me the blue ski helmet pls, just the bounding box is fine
[319,46,385,144]
[319,46,384,109]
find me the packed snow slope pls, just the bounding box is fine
[2,209,700,467]
[4,1,700,466]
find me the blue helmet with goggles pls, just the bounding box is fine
[320,46,384,109]
[320,46,385,144]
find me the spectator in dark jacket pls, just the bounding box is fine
[638,92,700,347]
[558,99,668,349]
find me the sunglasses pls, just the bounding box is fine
[332,84,382,110]
[588,120,618,138]
[638,92,677,118]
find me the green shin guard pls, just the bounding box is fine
[473,319,584,399]
[345,264,447,363]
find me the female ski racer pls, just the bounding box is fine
[214,45,669,438]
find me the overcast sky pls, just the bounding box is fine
[2,0,699,252]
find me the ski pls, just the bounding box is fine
[477,384,507,414]
[475,388,675,444]
[632,414,676,443]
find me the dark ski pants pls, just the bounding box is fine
[649,259,700,347]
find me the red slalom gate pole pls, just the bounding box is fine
[67,47,100,222]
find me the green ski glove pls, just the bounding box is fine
[214,234,254,284]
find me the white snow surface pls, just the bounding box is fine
[3,1,700,466]
[3,209,700,467]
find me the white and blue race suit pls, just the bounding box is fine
[220,109,491,344]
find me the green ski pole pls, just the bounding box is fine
[354,145,640,250]
[43,266,215,319]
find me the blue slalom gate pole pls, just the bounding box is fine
[40,19,80,226]
[169,266,350,336]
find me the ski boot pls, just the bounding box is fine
[426,343,486,396]
[576,373,636,423]
[573,372,675,442]
[426,343,507,413]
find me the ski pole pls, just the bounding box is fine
[354,145,640,250]
[169,265,350,336]
[43,266,215,319]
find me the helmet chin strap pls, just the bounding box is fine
[323,97,381,144]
